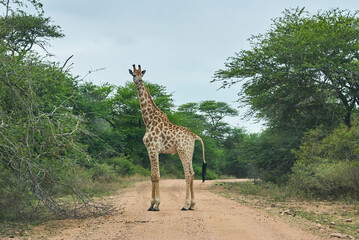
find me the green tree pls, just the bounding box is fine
[73,82,120,159]
[0,51,95,219]
[172,102,205,135]
[0,0,63,56]
[213,8,359,129]
[212,8,359,182]
[0,12,64,56]
[174,101,238,141]
[222,128,251,177]
[198,100,238,141]
[221,128,298,182]
[0,0,104,219]
[173,101,238,173]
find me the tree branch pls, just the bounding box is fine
[61,55,73,71]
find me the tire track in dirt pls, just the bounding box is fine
[31,179,325,240]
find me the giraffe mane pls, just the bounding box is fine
[143,86,168,120]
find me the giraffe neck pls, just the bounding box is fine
[136,82,166,128]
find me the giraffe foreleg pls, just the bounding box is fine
[154,182,160,210]
[148,179,160,211]
[148,182,156,211]
[148,177,161,211]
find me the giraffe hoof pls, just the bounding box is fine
[153,208,160,211]
[181,207,188,211]
[189,208,195,211]
[148,207,154,211]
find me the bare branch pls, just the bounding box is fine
[61,55,73,71]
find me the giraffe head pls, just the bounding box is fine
[129,64,146,84]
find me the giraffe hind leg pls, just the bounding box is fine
[179,149,195,211]
[180,171,191,210]
[153,182,160,211]
[148,150,160,211]
[189,173,195,210]
[181,172,195,211]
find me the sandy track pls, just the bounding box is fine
[38,179,324,240]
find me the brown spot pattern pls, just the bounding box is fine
[131,65,205,210]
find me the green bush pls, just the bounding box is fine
[104,156,150,177]
[290,117,359,199]
[0,165,34,220]
[90,163,116,182]
[290,160,359,199]
[115,159,136,177]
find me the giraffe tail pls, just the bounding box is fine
[202,162,207,183]
[196,136,207,183]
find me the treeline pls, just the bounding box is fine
[74,81,239,180]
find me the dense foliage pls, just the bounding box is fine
[0,2,114,221]
[290,118,359,199]
[213,7,359,184]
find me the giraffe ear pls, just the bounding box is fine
[129,69,134,76]
[141,70,146,75]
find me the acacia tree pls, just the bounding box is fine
[0,12,64,56]
[0,0,63,57]
[198,100,238,141]
[213,8,359,129]
[175,100,238,141]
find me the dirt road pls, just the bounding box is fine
[34,179,325,240]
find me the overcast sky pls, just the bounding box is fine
[41,0,359,133]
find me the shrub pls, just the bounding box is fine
[290,117,359,199]
[90,163,116,182]
[104,156,150,177]
[0,165,35,220]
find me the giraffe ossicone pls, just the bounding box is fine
[129,64,207,211]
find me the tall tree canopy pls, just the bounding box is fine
[213,8,359,130]
[0,1,63,56]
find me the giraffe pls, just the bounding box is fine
[129,64,207,211]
